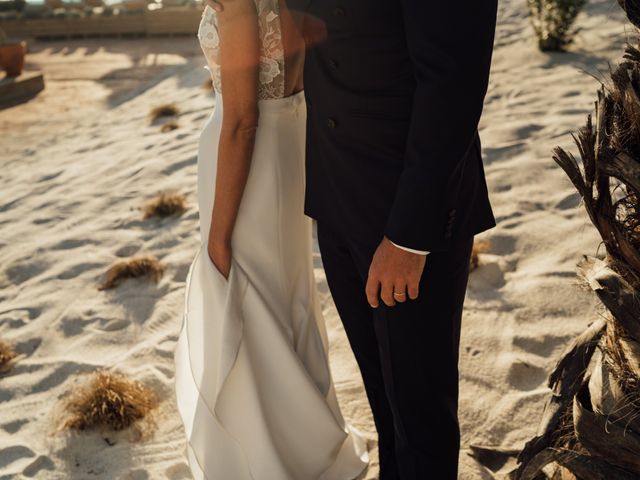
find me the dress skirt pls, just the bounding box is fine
[173,90,369,480]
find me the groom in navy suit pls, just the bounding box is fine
[299,2,497,479]
[210,0,497,477]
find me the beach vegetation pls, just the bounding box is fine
[148,102,179,123]
[527,0,587,51]
[0,338,17,373]
[60,369,158,432]
[98,255,165,290]
[141,190,186,219]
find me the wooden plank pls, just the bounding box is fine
[0,9,201,38]
[0,70,45,107]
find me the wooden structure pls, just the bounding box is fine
[0,7,202,39]
[0,70,44,106]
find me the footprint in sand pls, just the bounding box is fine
[161,156,196,176]
[4,258,50,285]
[0,445,36,471]
[36,170,64,183]
[22,455,55,478]
[33,216,62,225]
[1,418,28,434]
[13,338,42,357]
[0,198,20,213]
[554,191,581,211]
[115,243,144,257]
[0,307,42,328]
[50,238,95,250]
[165,462,192,480]
[31,362,95,394]
[513,334,567,358]
[494,211,523,230]
[506,360,547,391]
[57,262,105,280]
[172,262,192,283]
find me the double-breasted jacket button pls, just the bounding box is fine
[327,118,337,129]
[329,59,339,69]
[332,7,345,16]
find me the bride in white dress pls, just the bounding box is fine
[173,1,369,478]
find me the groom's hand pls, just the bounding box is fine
[366,237,426,308]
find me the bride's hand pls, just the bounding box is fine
[207,240,232,279]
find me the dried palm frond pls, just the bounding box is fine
[477,9,640,479]
[618,0,640,30]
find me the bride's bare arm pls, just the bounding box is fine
[207,0,260,278]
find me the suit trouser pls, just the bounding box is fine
[316,221,474,480]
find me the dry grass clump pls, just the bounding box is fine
[148,103,179,123]
[160,120,179,133]
[61,369,158,432]
[470,239,491,272]
[98,255,165,290]
[0,339,17,373]
[141,190,187,219]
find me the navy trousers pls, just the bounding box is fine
[316,221,474,480]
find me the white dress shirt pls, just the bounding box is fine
[390,241,429,255]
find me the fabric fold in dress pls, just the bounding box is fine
[173,90,369,480]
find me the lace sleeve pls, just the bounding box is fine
[255,1,285,99]
[197,6,222,93]
[196,1,285,100]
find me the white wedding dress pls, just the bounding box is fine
[173,2,369,479]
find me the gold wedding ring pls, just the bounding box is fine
[393,292,406,298]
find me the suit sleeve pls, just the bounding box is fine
[383,0,498,252]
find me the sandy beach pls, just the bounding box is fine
[0,0,633,478]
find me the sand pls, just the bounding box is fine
[0,1,632,478]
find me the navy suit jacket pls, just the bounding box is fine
[292,0,498,252]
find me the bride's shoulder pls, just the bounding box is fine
[198,5,219,48]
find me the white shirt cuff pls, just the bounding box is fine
[390,241,430,255]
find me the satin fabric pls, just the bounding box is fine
[174,91,369,480]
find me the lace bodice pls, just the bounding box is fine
[197,0,285,100]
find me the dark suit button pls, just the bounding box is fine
[448,209,456,218]
[332,7,345,16]
[327,118,337,129]
[329,59,339,69]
